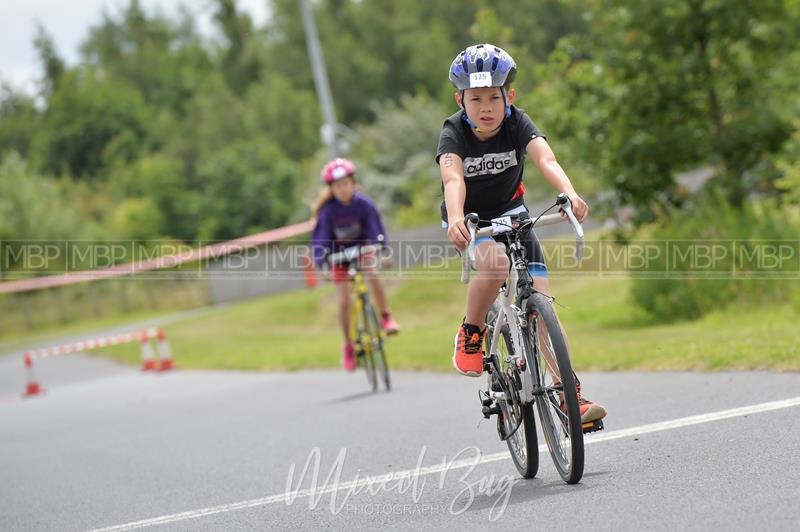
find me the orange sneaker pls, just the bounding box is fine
[576,392,607,423]
[452,322,486,377]
[560,384,607,423]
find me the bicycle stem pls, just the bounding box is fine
[460,195,585,284]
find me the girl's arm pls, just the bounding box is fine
[440,152,470,250]
[311,210,333,268]
[526,137,589,223]
[364,200,388,244]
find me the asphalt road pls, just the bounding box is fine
[1,354,799,532]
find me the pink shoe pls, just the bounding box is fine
[380,313,400,335]
[342,343,357,372]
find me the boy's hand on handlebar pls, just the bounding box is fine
[564,193,589,223]
[447,217,470,251]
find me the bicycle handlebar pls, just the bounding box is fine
[460,194,585,284]
[325,241,386,267]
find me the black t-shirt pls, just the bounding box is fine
[436,106,545,221]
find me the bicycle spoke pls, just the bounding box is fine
[527,293,584,484]
[490,324,538,478]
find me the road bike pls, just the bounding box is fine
[461,194,602,484]
[326,242,391,392]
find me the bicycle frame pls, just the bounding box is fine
[346,267,383,351]
[485,258,537,404]
[327,242,385,350]
[467,196,585,406]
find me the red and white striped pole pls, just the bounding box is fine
[23,353,43,397]
[155,328,175,371]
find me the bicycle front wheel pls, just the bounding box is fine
[365,302,391,391]
[362,298,389,392]
[356,297,378,392]
[493,325,538,479]
[526,292,584,484]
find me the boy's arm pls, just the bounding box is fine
[440,152,470,250]
[526,137,589,223]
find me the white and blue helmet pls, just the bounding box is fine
[449,43,517,90]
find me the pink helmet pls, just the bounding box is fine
[320,158,356,184]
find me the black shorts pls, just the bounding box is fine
[476,225,548,278]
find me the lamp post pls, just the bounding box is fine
[299,0,342,158]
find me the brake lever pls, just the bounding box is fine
[556,194,585,261]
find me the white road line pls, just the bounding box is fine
[88,395,800,532]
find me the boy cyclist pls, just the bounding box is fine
[436,43,606,424]
[311,158,400,371]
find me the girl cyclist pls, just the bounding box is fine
[311,158,400,371]
[436,43,606,425]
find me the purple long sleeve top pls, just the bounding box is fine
[311,192,388,267]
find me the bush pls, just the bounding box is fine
[630,190,800,322]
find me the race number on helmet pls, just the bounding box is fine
[448,44,517,90]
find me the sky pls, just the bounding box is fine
[0,0,269,94]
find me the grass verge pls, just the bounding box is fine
[88,265,800,372]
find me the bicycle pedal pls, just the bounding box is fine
[482,404,501,419]
[582,419,604,434]
[478,389,493,407]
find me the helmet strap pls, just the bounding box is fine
[501,87,512,118]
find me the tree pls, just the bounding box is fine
[243,76,321,161]
[776,118,800,203]
[196,139,300,240]
[348,94,446,226]
[213,0,262,93]
[108,153,195,240]
[0,85,39,158]
[80,0,211,114]
[31,70,152,178]
[543,0,799,216]
[33,23,65,98]
[0,153,84,242]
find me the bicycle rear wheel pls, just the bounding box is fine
[492,325,538,479]
[526,292,584,484]
[365,302,391,391]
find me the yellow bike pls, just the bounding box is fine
[327,243,390,392]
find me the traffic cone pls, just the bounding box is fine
[303,254,318,288]
[140,330,157,371]
[155,328,175,371]
[23,354,43,397]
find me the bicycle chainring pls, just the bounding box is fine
[496,368,524,441]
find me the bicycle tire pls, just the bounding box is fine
[365,302,391,391]
[493,325,538,479]
[525,292,584,484]
[357,297,378,392]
